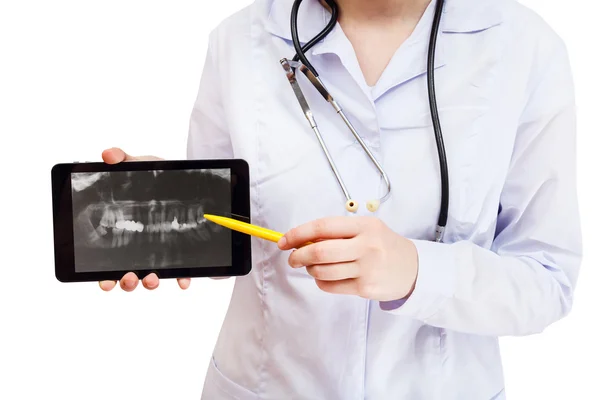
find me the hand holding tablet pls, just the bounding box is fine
[100,150,179,291]
[51,148,252,290]
[100,149,193,291]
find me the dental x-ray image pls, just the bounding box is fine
[70,169,232,273]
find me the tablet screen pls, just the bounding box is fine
[70,169,232,272]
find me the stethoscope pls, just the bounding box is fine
[280,0,448,242]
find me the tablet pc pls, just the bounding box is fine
[51,159,251,282]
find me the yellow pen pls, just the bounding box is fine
[203,214,313,247]
[203,214,285,243]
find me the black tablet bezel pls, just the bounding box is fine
[51,159,252,282]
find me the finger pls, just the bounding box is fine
[306,262,360,281]
[315,278,358,295]
[279,217,365,250]
[142,273,159,290]
[99,280,117,291]
[288,238,361,268]
[177,278,191,290]
[119,272,139,292]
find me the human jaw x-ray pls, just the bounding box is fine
[87,200,214,247]
[71,169,232,272]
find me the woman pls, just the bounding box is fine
[100,0,582,398]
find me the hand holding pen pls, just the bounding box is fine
[206,214,419,302]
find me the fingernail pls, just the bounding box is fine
[124,280,134,289]
[278,236,287,248]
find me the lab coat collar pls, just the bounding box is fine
[264,0,505,43]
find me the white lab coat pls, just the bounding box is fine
[187,0,582,398]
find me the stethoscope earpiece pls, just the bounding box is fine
[345,200,358,213]
[344,199,380,213]
[366,200,380,213]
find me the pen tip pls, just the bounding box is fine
[203,213,216,222]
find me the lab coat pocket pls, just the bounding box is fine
[429,106,491,231]
[202,356,259,400]
[382,104,490,240]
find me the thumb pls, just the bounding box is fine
[102,147,134,164]
[101,148,163,164]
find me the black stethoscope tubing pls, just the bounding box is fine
[290,0,448,242]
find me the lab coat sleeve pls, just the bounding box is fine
[186,31,234,160]
[380,38,583,337]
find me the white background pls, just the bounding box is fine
[0,0,598,399]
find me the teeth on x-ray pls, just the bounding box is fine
[85,201,223,248]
